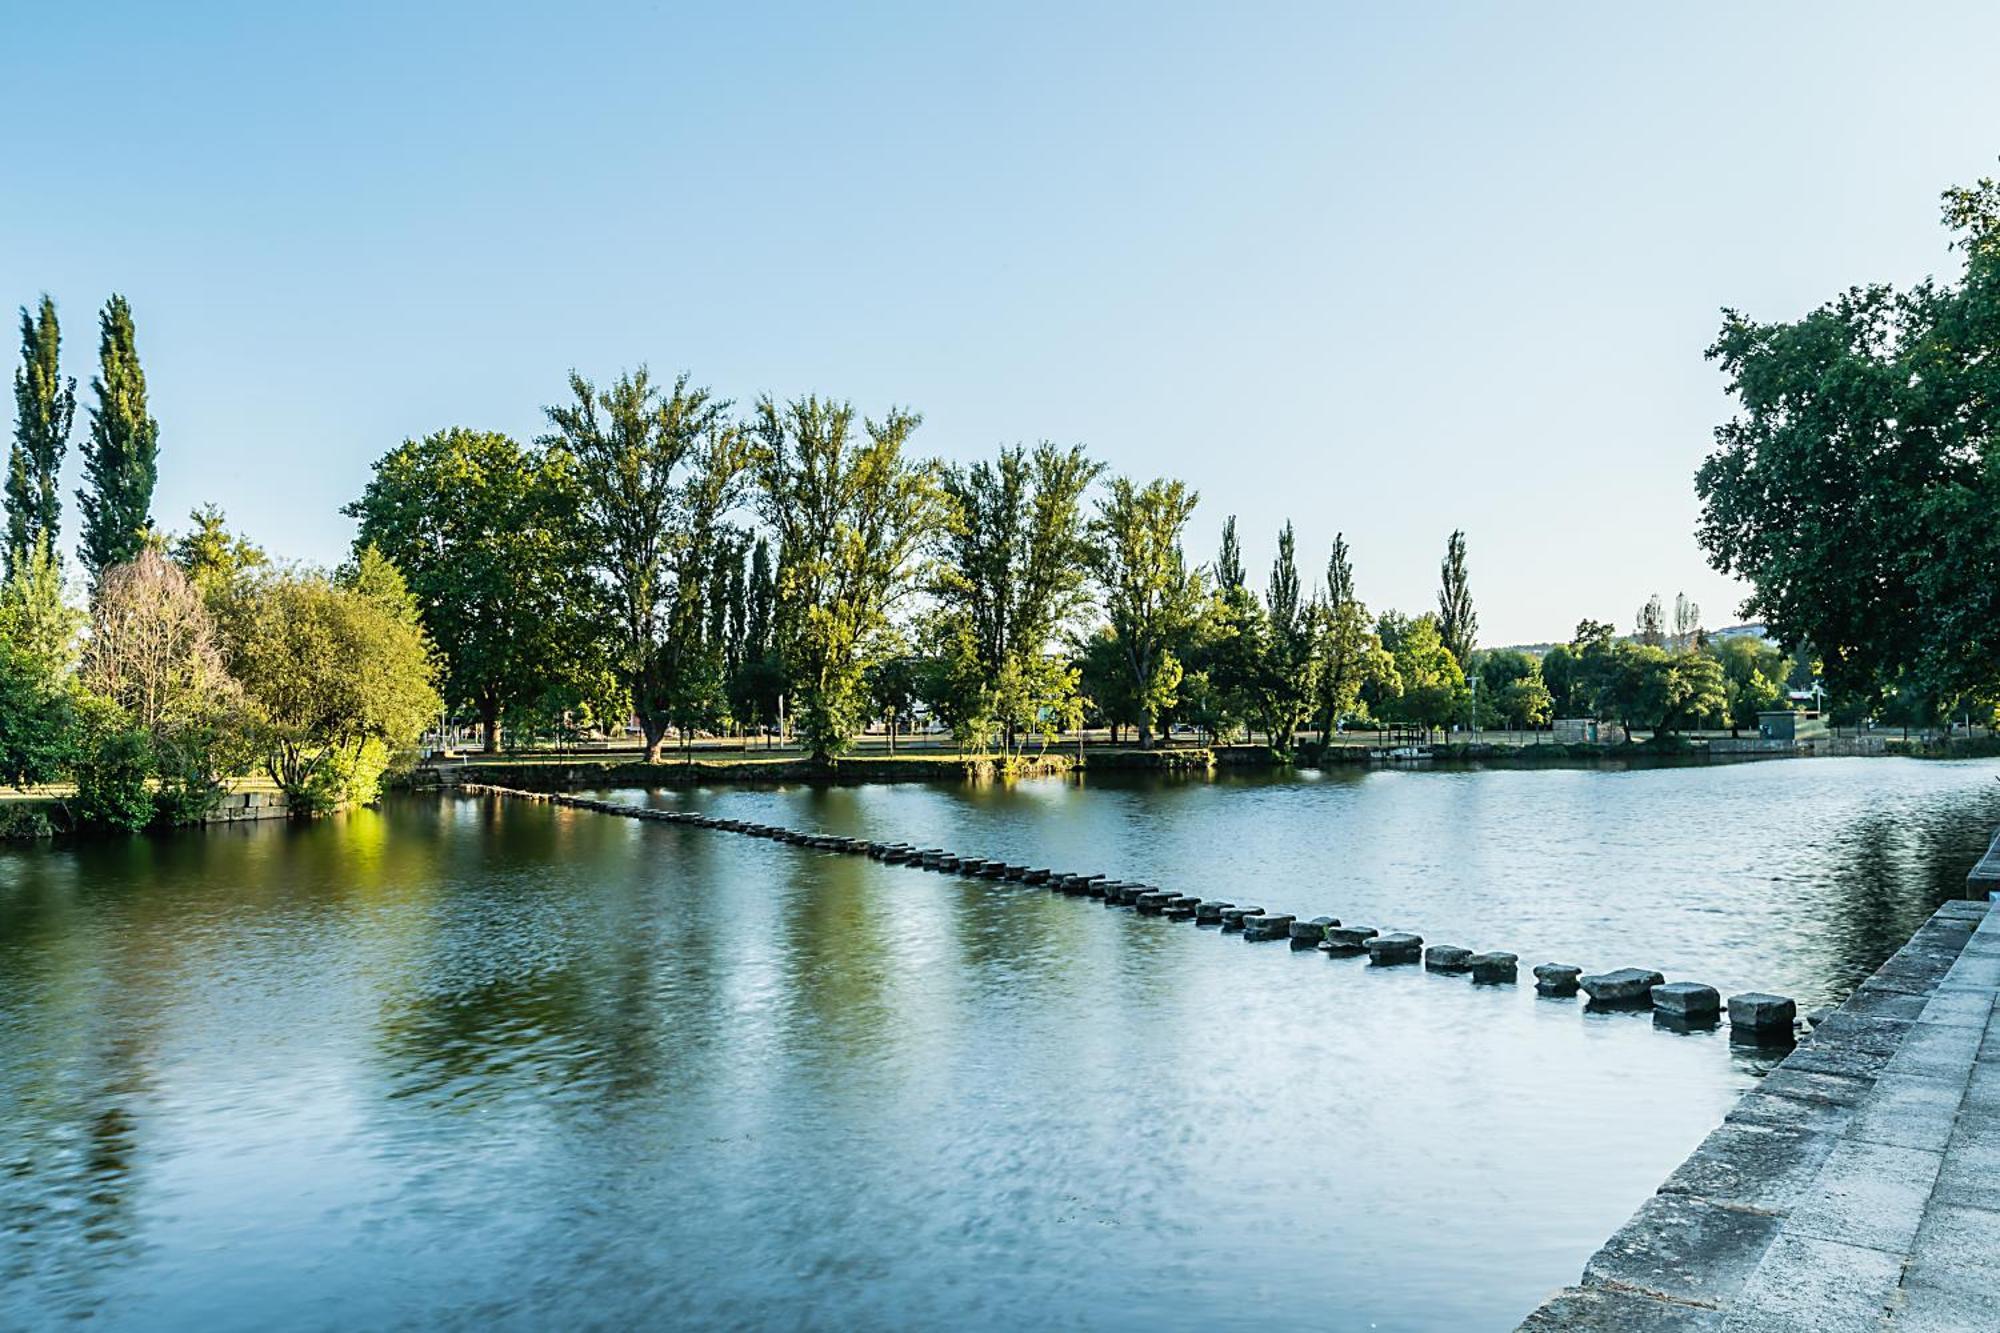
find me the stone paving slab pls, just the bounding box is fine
[1782,1138,1943,1253]
[1718,1233,1904,1332]
[1580,1193,1783,1308]
[1518,1287,1724,1332]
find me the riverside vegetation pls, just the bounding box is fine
[9,177,2000,832]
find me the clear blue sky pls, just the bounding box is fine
[5,2,1998,644]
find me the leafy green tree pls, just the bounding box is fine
[1215,514,1245,592]
[171,504,268,600]
[1313,533,1393,737]
[1709,635,1789,734]
[347,428,593,753]
[929,442,1101,754]
[1091,476,1203,746]
[751,395,943,764]
[0,546,77,791]
[1244,521,1317,755]
[864,652,924,753]
[1540,643,1580,718]
[225,553,440,812]
[1378,613,1464,732]
[541,369,749,761]
[7,297,75,576]
[76,296,160,582]
[1075,626,1142,742]
[1697,175,2000,710]
[1477,649,1552,728]
[68,693,154,832]
[1436,528,1477,670]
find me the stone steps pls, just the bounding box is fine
[1518,898,1998,1332]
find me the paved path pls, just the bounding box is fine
[1519,898,2000,1331]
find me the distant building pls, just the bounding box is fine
[1758,710,1827,742]
[1553,718,1626,745]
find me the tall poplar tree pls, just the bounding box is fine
[7,296,76,575]
[1436,528,1477,670]
[77,295,160,580]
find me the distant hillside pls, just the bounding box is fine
[1490,623,1767,656]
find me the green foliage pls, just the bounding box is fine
[225,559,440,812]
[1314,533,1393,735]
[172,504,268,601]
[7,296,75,575]
[1710,634,1789,733]
[542,370,749,760]
[929,442,1101,754]
[0,541,79,789]
[76,295,159,581]
[69,693,155,832]
[1697,175,2000,714]
[1477,649,1553,728]
[1244,521,1318,755]
[81,549,250,821]
[1091,476,1203,745]
[1436,529,1476,670]
[752,395,943,764]
[1376,613,1464,730]
[347,428,595,753]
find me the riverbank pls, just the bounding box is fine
[1518,890,2000,1331]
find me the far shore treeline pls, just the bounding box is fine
[6,174,1999,832]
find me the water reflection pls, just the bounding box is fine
[0,758,1992,1331]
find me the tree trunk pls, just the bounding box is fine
[641,713,669,763]
[481,692,501,754]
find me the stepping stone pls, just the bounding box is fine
[1194,900,1232,924]
[1136,890,1179,915]
[1729,991,1798,1037]
[1290,915,1339,945]
[1321,925,1379,954]
[1243,913,1297,942]
[1219,905,1265,931]
[1425,945,1474,973]
[1534,963,1582,996]
[1652,982,1721,1021]
[1580,967,1666,1007]
[1367,932,1423,964]
[1163,896,1199,920]
[1023,869,1050,884]
[1470,951,1518,984]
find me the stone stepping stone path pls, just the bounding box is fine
[457,782,1800,1062]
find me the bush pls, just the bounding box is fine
[0,805,57,841]
[71,701,156,832]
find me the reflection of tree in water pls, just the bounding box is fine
[1812,786,2000,1000]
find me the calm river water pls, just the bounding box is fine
[3,757,1997,1331]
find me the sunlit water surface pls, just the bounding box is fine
[3,757,1996,1331]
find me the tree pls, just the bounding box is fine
[1090,476,1203,747]
[1672,592,1703,651]
[1541,643,1579,718]
[1437,529,1477,670]
[1245,521,1318,755]
[1710,634,1788,735]
[1377,613,1464,732]
[751,395,943,764]
[7,297,75,576]
[79,549,249,821]
[346,428,592,754]
[172,504,267,599]
[541,369,749,762]
[1215,515,1245,592]
[1478,649,1552,729]
[1635,594,1666,648]
[0,544,77,790]
[929,442,1101,754]
[76,295,160,582]
[1697,175,2000,711]
[1313,533,1393,738]
[226,554,440,812]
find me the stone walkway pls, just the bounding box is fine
[1519,897,2000,1331]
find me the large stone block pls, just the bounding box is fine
[1243,913,1297,942]
[1425,944,1473,973]
[1321,925,1378,953]
[1727,992,1797,1035]
[1580,967,1666,1006]
[1652,982,1721,1021]
[1366,932,1423,964]
[1534,963,1582,996]
[1469,951,1518,984]
[1289,915,1338,944]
